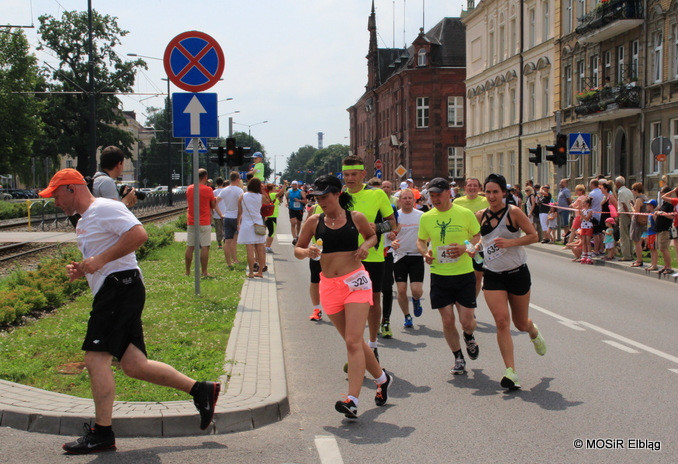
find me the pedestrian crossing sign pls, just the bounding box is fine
[568,133,591,155]
[184,138,208,153]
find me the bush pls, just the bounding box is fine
[176,212,187,230]
[0,201,26,220]
[137,224,175,260]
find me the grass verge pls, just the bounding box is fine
[0,241,248,402]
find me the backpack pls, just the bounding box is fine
[260,186,275,217]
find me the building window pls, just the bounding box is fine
[577,0,585,23]
[447,96,464,127]
[651,121,661,173]
[604,50,611,82]
[498,152,505,176]
[416,97,429,128]
[653,32,663,83]
[590,55,599,88]
[564,0,573,34]
[498,92,505,128]
[66,160,73,169]
[564,65,573,106]
[604,130,612,176]
[577,59,585,91]
[542,77,550,118]
[488,96,495,131]
[542,0,550,41]
[671,119,678,171]
[499,24,506,61]
[418,49,427,67]
[509,150,516,182]
[631,40,639,80]
[509,17,517,55]
[448,147,464,178]
[590,133,599,177]
[488,153,494,173]
[673,24,678,79]
[489,29,495,66]
[528,9,536,48]
[528,82,535,120]
[617,45,625,82]
[510,88,516,124]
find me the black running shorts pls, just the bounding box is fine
[309,258,322,284]
[429,272,477,310]
[393,255,425,283]
[362,261,385,293]
[482,264,531,296]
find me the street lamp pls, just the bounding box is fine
[233,120,268,148]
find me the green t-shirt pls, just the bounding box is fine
[269,191,280,218]
[347,185,394,262]
[253,162,265,181]
[418,204,480,276]
[453,195,489,213]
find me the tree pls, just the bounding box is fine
[0,29,45,186]
[209,132,270,181]
[138,104,186,187]
[37,9,146,176]
[282,144,349,184]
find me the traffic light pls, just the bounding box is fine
[225,137,237,167]
[545,143,558,163]
[217,146,225,166]
[528,144,542,165]
[555,133,568,167]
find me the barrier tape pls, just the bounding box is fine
[545,203,677,217]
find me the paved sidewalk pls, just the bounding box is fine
[0,259,288,437]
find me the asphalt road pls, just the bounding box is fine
[1,212,675,463]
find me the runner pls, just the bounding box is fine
[452,178,489,296]
[294,175,392,418]
[390,188,424,328]
[341,156,397,361]
[476,173,546,390]
[265,183,285,253]
[417,178,480,375]
[286,181,307,245]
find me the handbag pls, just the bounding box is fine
[608,203,618,218]
[243,193,267,235]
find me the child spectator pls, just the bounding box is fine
[546,206,558,242]
[644,199,658,270]
[603,217,616,260]
[564,229,583,261]
[580,197,594,264]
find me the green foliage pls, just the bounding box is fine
[36,9,147,175]
[176,212,188,231]
[136,224,174,260]
[282,144,349,184]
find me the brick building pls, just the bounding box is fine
[347,2,467,186]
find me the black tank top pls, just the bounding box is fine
[314,210,359,253]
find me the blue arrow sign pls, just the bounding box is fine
[375,169,382,179]
[184,138,208,153]
[172,92,218,138]
[568,132,591,155]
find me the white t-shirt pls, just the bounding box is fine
[217,185,244,219]
[393,208,424,262]
[212,187,224,218]
[76,198,142,295]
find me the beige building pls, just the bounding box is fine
[463,0,559,187]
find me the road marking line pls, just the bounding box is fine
[557,320,586,331]
[669,369,678,375]
[602,340,640,354]
[529,304,584,330]
[314,435,344,464]
[578,321,678,365]
[276,233,294,243]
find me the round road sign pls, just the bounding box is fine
[374,159,383,170]
[164,31,225,92]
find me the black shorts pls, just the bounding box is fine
[472,250,485,272]
[482,264,531,296]
[309,258,322,284]
[223,217,238,240]
[362,261,385,293]
[265,217,277,237]
[429,272,477,310]
[82,270,147,360]
[289,209,303,221]
[393,255,425,283]
[592,217,605,234]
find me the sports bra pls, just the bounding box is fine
[314,210,359,254]
[480,206,519,236]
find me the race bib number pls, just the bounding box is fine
[436,245,458,264]
[293,200,301,209]
[343,270,372,292]
[483,239,505,263]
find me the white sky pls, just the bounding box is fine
[6,0,467,172]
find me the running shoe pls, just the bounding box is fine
[380,322,392,338]
[500,367,521,390]
[403,314,413,328]
[450,357,466,375]
[412,298,423,317]
[531,324,547,356]
[292,237,298,245]
[335,398,358,418]
[309,308,322,321]
[62,423,116,455]
[374,371,392,406]
[253,262,259,272]
[192,381,221,430]
[265,247,273,253]
[463,332,479,360]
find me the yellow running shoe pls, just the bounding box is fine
[531,324,547,356]
[500,367,521,390]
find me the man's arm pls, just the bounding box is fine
[78,225,148,275]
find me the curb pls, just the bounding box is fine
[0,259,288,437]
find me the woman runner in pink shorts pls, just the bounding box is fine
[294,175,393,419]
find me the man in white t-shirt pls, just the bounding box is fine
[39,169,220,454]
[588,178,605,254]
[216,171,244,267]
[212,178,225,248]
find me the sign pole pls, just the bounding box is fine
[192,137,201,295]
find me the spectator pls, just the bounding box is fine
[564,229,583,261]
[185,168,221,277]
[615,176,634,260]
[217,172,244,268]
[644,199,659,271]
[265,183,285,254]
[92,146,137,208]
[524,186,536,227]
[567,184,588,246]
[537,184,553,243]
[599,181,618,239]
[661,186,678,271]
[579,197,594,264]
[557,178,572,240]
[588,179,605,255]
[238,178,267,278]
[629,182,649,267]
[655,186,676,274]
[212,177,225,248]
[603,217,617,260]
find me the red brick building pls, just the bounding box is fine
[348,3,467,186]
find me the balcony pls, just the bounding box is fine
[574,83,641,121]
[576,0,644,44]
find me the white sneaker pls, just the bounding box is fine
[265,247,273,253]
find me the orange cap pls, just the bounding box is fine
[39,168,86,198]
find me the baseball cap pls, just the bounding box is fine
[605,217,616,224]
[406,178,414,183]
[427,177,450,193]
[39,168,86,198]
[252,152,263,159]
[291,180,299,185]
[399,181,408,189]
[308,175,342,196]
[644,199,658,207]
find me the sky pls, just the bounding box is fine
[6,0,467,173]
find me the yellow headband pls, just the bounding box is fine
[342,165,364,171]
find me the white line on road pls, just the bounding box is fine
[602,340,640,354]
[669,369,678,375]
[277,233,294,243]
[577,321,678,365]
[529,304,585,330]
[314,435,344,464]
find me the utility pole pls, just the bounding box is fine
[86,0,97,175]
